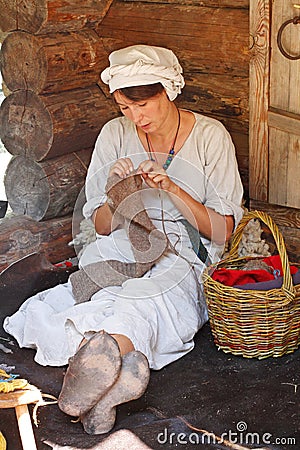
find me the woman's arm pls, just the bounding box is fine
[92,203,113,235]
[91,157,134,235]
[138,160,234,245]
[92,158,234,243]
[92,202,126,235]
[167,183,234,245]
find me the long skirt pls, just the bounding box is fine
[3,226,208,370]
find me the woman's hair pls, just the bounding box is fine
[117,83,164,102]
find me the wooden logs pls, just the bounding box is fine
[4,149,92,221]
[0,0,113,35]
[0,87,118,161]
[176,74,249,135]
[97,1,249,135]
[97,2,249,77]
[0,30,108,94]
[0,214,75,273]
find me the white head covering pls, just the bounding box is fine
[101,44,185,101]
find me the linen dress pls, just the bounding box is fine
[3,112,244,370]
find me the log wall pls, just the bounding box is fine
[4,149,92,221]
[0,215,76,273]
[0,0,115,269]
[0,87,117,161]
[0,0,251,270]
[96,0,250,194]
[0,0,114,34]
[0,30,106,94]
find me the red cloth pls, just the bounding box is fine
[211,255,298,287]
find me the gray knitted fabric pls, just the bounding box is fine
[70,172,168,304]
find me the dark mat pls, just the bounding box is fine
[0,253,299,450]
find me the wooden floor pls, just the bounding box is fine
[0,253,299,450]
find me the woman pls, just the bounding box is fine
[4,44,244,434]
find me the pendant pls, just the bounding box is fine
[163,149,175,170]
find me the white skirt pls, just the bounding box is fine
[3,225,209,370]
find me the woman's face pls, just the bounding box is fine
[113,89,171,134]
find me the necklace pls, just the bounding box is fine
[146,107,181,170]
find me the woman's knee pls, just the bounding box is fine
[111,333,135,355]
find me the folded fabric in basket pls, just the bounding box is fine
[234,269,300,291]
[211,255,299,290]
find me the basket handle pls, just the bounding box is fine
[229,210,295,299]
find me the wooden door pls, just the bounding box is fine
[249,0,300,209]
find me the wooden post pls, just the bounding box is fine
[0,387,43,450]
[15,404,38,450]
[249,0,270,202]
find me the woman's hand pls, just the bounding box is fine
[138,160,233,244]
[137,160,177,193]
[109,157,134,178]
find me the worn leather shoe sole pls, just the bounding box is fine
[81,350,150,434]
[58,331,121,417]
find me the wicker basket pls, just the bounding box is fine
[202,210,300,359]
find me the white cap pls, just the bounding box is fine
[101,44,185,101]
